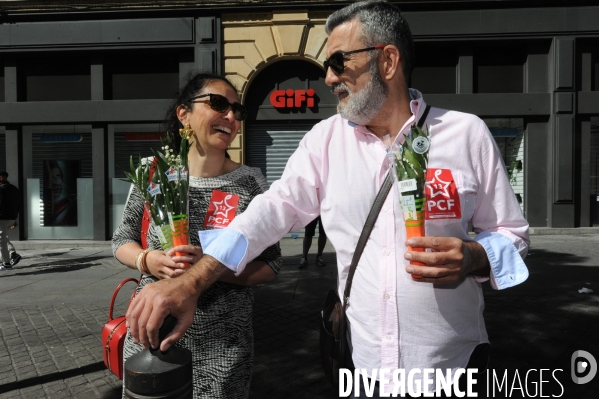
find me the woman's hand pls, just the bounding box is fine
[145,250,188,279]
[167,245,204,268]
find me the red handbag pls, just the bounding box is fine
[102,277,139,380]
[103,157,156,379]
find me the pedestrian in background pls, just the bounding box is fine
[0,171,22,270]
[299,216,327,268]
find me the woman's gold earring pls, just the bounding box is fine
[179,124,194,140]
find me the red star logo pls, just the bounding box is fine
[212,195,235,218]
[426,169,451,198]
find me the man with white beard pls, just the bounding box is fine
[127,1,529,397]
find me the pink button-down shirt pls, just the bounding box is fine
[200,90,529,394]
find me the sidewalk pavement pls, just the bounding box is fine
[0,235,597,399]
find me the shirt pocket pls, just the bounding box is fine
[424,171,476,237]
[454,172,477,224]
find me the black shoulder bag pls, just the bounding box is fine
[319,105,431,388]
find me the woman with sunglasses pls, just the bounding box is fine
[112,73,282,399]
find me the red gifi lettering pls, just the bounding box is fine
[269,88,316,108]
[270,90,286,108]
[307,88,315,107]
[286,89,294,108]
[294,90,306,107]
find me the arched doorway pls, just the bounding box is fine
[244,59,337,185]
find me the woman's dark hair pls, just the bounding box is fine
[164,72,238,150]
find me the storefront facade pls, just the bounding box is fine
[1,0,599,241]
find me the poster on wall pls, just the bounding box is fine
[43,160,80,226]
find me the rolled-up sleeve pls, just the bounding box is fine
[471,121,530,289]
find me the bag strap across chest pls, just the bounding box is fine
[343,104,431,305]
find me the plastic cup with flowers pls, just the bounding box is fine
[385,123,430,276]
[124,136,192,268]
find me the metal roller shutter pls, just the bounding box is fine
[245,123,314,186]
[245,123,317,237]
[32,133,93,179]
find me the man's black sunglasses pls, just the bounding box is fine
[324,45,386,75]
[189,93,248,121]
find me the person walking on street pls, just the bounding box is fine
[0,171,22,270]
[126,1,529,396]
[299,216,327,268]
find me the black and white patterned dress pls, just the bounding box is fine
[112,165,282,399]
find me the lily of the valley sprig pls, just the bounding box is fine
[393,124,429,203]
[122,135,191,254]
[387,124,431,270]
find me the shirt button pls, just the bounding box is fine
[386,335,392,341]
[384,293,390,300]
[383,206,389,212]
[384,249,390,256]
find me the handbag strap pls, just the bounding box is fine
[108,277,140,321]
[342,104,431,304]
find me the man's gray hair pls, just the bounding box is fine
[325,0,415,87]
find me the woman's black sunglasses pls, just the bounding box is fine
[324,45,386,75]
[188,93,248,121]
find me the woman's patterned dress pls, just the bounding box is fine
[112,165,282,399]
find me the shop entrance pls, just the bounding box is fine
[108,124,165,234]
[23,126,94,239]
[243,59,337,236]
[243,59,337,185]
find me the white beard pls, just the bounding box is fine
[335,60,387,125]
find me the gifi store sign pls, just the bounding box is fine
[270,89,316,109]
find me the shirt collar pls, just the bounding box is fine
[394,89,427,145]
[351,88,428,140]
[409,88,426,123]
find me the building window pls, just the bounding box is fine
[25,126,94,239]
[22,55,91,101]
[411,44,457,94]
[105,52,179,100]
[475,46,525,93]
[108,124,166,235]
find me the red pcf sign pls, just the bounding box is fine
[203,190,240,229]
[425,168,462,220]
[270,89,315,108]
